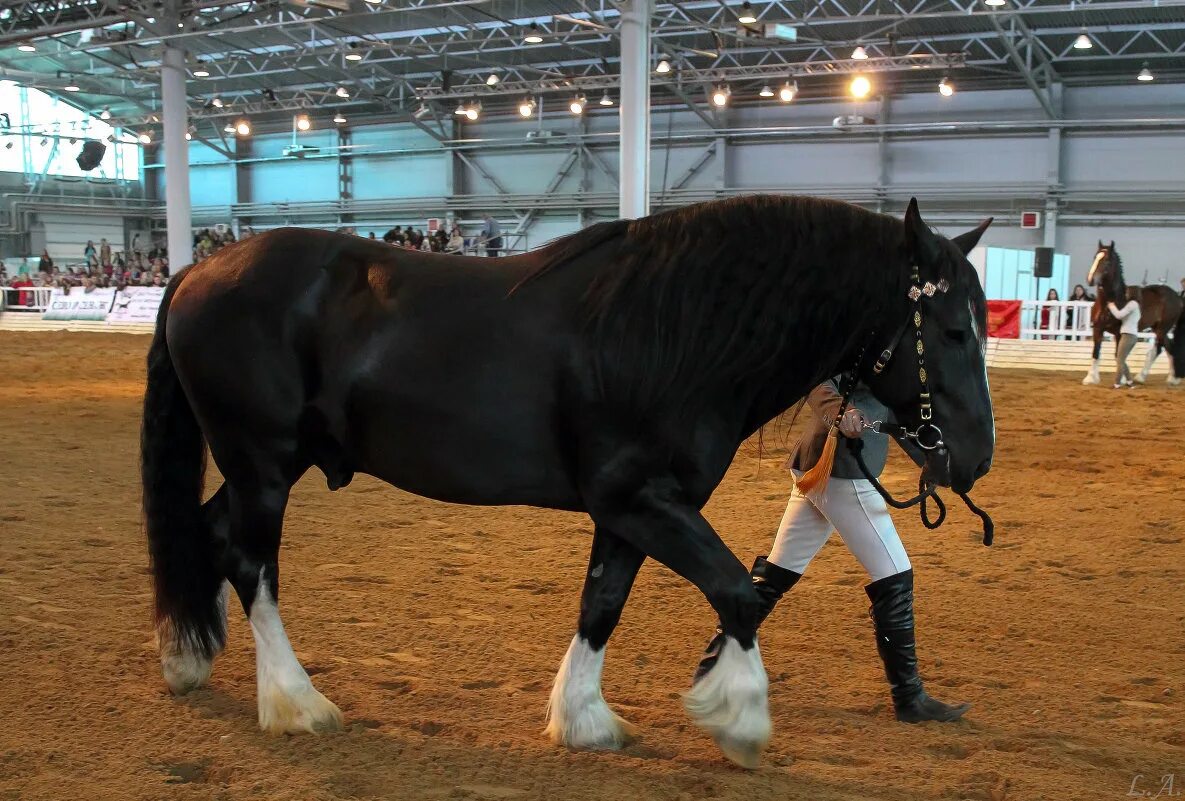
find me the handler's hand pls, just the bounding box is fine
[838,407,866,439]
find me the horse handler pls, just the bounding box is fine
[695,378,969,723]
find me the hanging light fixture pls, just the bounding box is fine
[63,81,80,92]
[524,22,543,44]
[223,122,235,133]
[184,129,193,141]
[984,0,1005,5]
[711,84,730,107]
[737,1,757,24]
[336,85,350,98]
[849,75,872,98]
[235,119,251,136]
[851,45,869,60]
[599,91,614,106]
[211,96,224,108]
[485,72,499,86]
[138,132,151,144]
[295,114,311,131]
[100,107,111,120]
[1137,62,1154,82]
[655,57,671,74]
[345,42,364,61]
[778,80,797,102]
[333,112,347,124]
[758,85,774,98]
[517,96,536,117]
[17,42,35,52]
[1073,31,1092,49]
[569,93,586,114]
[938,76,954,97]
[192,64,210,78]
[464,101,481,121]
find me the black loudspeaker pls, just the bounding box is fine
[1034,246,1054,278]
[76,139,106,171]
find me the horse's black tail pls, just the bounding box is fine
[142,270,225,658]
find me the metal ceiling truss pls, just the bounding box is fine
[0,0,1181,127]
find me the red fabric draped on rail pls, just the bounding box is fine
[986,300,1021,339]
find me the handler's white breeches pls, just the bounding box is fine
[767,474,911,582]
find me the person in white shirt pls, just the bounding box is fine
[1108,296,1140,389]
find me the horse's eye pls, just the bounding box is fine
[945,329,967,343]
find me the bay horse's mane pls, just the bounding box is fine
[522,195,926,416]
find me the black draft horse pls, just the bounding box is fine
[1082,241,1183,386]
[143,196,995,767]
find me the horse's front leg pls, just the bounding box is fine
[545,527,645,751]
[1136,338,1162,384]
[589,479,770,769]
[1083,335,1103,385]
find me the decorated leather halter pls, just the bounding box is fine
[840,267,995,547]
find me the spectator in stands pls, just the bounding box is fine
[99,238,111,266]
[37,249,53,272]
[84,240,97,263]
[383,226,404,245]
[1040,289,1059,340]
[368,232,377,240]
[432,227,448,252]
[1070,284,1090,302]
[481,214,502,257]
[446,226,464,254]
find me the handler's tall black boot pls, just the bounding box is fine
[866,569,970,723]
[693,556,801,683]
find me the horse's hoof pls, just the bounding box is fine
[160,648,214,695]
[545,705,637,751]
[258,682,343,735]
[684,636,770,770]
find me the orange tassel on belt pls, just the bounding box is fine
[795,427,838,497]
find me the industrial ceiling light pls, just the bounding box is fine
[100,107,112,120]
[235,119,251,136]
[224,122,235,133]
[333,112,347,124]
[211,96,224,108]
[363,0,383,4]
[335,85,350,98]
[1073,31,1092,49]
[39,137,47,146]
[849,74,872,98]
[184,131,192,140]
[1137,62,1154,81]
[138,132,151,144]
[599,91,613,106]
[517,96,536,117]
[569,93,586,114]
[758,84,774,97]
[851,45,869,60]
[63,81,80,92]
[938,76,954,96]
[17,42,35,52]
[737,1,757,24]
[345,43,363,61]
[295,113,311,131]
[464,101,481,120]
[711,84,730,107]
[485,72,499,86]
[524,22,543,44]
[984,0,1006,5]
[655,57,671,74]
[454,100,467,115]
[778,80,797,102]
[192,61,210,78]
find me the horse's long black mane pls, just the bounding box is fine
[525,195,920,417]
[1102,246,1128,302]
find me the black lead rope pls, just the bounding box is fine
[847,437,994,547]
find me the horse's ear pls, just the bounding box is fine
[903,198,937,262]
[951,217,993,256]
[1109,240,1115,250]
[1097,240,1104,250]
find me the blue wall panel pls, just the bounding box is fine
[984,247,1070,300]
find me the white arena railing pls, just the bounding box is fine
[0,285,54,313]
[1018,300,1157,342]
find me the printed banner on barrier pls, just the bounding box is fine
[986,299,1022,339]
[42,288,116,321]
[107,286,166,325]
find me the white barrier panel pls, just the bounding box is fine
[985,337,1173,376]
[108,287,166,325]
[43,288,116,321]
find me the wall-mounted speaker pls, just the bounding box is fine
[1034,246,1054,278]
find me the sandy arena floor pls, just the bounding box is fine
[1,331,1183,801]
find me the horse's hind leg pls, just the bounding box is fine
[220,461,342,735]
[1137,339,1162,384]
[1084,337,1103,385]
[545,527,644,750]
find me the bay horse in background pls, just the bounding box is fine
[142,196,996,769]
[1082,241,1183,386]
